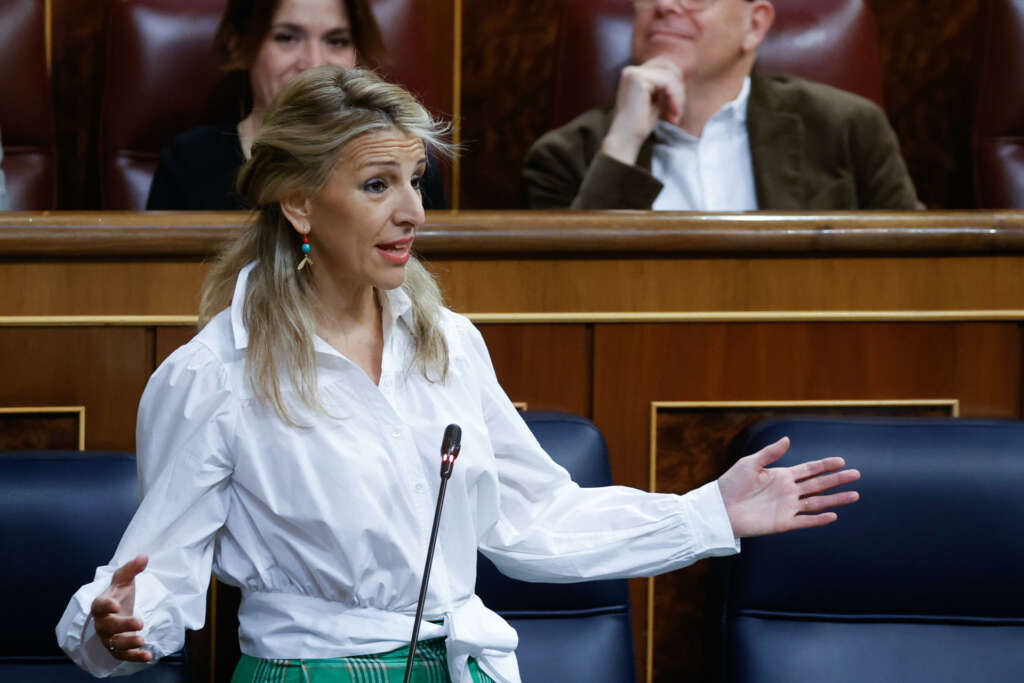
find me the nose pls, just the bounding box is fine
[298,41,327,70]
[395,181,425,230]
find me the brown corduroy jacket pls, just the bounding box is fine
[522,70,920,210]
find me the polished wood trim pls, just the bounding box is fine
[45,0,52,75]
[5,211,1024,257]
[4,311,1024,327]
[0,405,86,450]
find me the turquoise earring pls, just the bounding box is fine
[297,236,312,270]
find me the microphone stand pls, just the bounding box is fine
[403,424,461,683]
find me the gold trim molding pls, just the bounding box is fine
[0,405,86,450]
[643,398,959,683]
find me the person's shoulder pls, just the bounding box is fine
[532,106,614,150]
[753,72,885,121]
[160,122,241,167]
[156,309,238,382]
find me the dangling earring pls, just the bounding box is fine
[297,235,312,270]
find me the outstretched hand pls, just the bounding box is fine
[90,554,152,663]
[718,437,860,538]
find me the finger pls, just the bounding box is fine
[753,436,790,467]
[96,615,144,638]
[797,468,861,496]
[112,648,153,664]
[787,511,839,530]
[801,490,860,513]
[789,456,846,481]
[90,596,122,619]
[109,633,147,651]
[111,554,148,589]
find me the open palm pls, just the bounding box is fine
[718,437,861,538]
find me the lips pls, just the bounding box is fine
[375,236,414,265]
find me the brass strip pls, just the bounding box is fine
[644,397,959,678]
[0,405,86,450]
[3,311,1024,327]
[451,0,462,210]
[45,0,52,75]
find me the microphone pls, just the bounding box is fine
[403,424,462,683]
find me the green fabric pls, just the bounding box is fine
[231,638,495,683]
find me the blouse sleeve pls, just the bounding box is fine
[460,320,740,583]
[55,341,236,676]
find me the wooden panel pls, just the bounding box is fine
[156,326,197,365]
[0,328,152,451]
[0,408,83,450]
[459,0,562,209]
[477,323,591,416]
[869,0,979,209]
[592,321,1022,682]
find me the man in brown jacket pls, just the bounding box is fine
[523,0,919,211]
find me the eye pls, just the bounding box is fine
[273,32,297,45]
[363,178,387,194]
[411,175,423,191]
[328,35,353,48]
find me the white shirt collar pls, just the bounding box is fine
[230,261,415,351]
[654,76,751,144]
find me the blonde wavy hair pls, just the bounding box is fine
[198,66,453,425]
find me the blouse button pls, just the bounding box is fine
[391,429,401,438]
[415,483,426,494]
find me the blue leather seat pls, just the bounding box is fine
[0,451,189,682]
[721,418,1024,683]
[476,411,638,683]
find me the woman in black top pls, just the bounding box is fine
[147,0,447,211]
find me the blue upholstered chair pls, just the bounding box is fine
[476,411,638,683]
[0,451,189,682]
[721,417,1024,683]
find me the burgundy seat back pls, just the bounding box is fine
[550,0,884,130]
[0,0,57,209]
[100,0,450,210]
[972,0,1024,208]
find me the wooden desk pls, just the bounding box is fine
[4,211,1023,682]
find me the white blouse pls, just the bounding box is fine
[56,263,739,683]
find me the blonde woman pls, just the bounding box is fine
[58,66,859,683]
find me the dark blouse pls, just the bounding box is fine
[146,121,448,210]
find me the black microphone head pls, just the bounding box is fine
[441,424,462,458]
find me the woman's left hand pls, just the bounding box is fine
[718,437,861,538]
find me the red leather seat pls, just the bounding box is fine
[972,0,1024,208]
[550,0,885,130]
[100,0,451,210]
[0,0,57,209]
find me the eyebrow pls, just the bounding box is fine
[272,23,351,33]
[357,157,428,170]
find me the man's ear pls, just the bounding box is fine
[280,195,313,235]
[743,1,775,53]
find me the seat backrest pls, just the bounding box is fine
[0,0,57,209]
[972,0,1024,208]
[721,417,1024,683]
[475,411,637,683]
[100,0,450,209]
[550,0,884,130]
[0,451,188,682]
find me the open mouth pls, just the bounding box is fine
[375,236,414,265]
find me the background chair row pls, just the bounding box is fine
[7,412,1024,682]
[2,0,1023,211]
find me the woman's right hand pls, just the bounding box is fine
[89,554,153,663]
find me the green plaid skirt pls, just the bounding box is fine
[231,638,495,683]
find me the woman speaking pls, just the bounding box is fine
[58,66,859,683]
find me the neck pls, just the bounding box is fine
[679,64,752,137]
[312,270,381,339]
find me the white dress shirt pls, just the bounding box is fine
[56,262,740,682]
[651,77,758,211]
